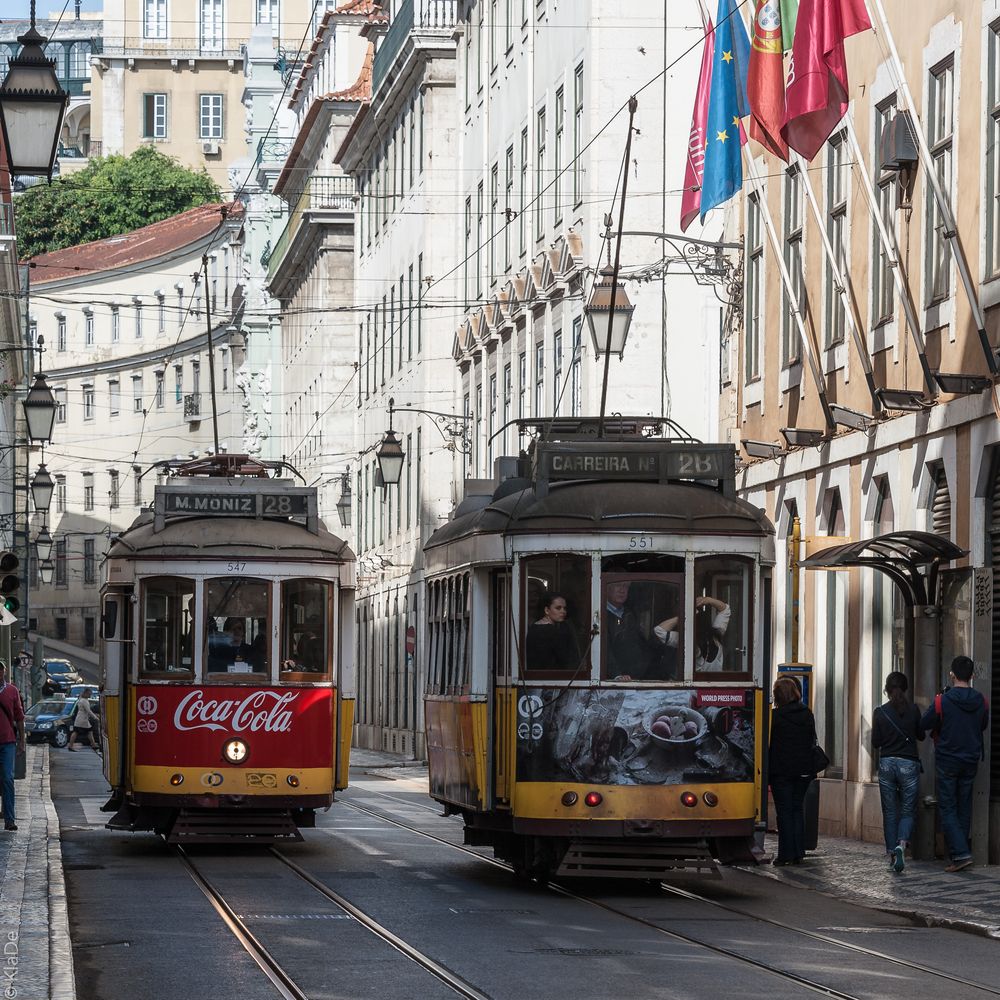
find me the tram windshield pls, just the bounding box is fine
[140,576,195,678]
[693,555,752,677]
[601,555,685,681]
[522,555,591,676]
[281,580,332,679]
[204,578,270,678]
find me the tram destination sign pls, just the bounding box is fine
[154,482,319,533]
[536,442,734,487]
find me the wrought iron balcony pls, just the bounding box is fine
[257,136,294,165]
[183,393,201,420]
[372,0,457,94]
[102,37,245,59]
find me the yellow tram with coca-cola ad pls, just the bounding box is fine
[423,419,775,879]
[99,455,355,843]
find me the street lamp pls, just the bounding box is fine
[585,264,635,358]
[377,430,404,487]
[336,475,352,528]
[34,524,52,562]
[38,561,53,586]
[30,464,54,513]
[0,2,70,180]
[22,370,58,444]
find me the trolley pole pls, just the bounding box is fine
[202,255,221,455]
[597,96,638,438]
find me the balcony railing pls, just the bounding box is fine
[102,37,245,59]
[257,136,294,165]
[183,393,201,420]
[372,0,457,94]
[268,175,355,281]
[88,140,103,158]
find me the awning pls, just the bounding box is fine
[801,530,967,606]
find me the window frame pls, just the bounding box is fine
[199,93,224,140]
[139,575,196,680]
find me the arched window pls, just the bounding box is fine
[68,42,91,78]
[930,463,951,537]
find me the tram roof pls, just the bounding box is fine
[107,512,355,563]
[425,480,774,551]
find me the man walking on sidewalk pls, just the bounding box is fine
[0,661,25,832]
[921,656,990,872]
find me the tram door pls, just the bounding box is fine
[491,570,512,806]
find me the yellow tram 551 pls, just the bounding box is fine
[99,455,356,843]
[423,419,775,879]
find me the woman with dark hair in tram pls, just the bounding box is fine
[525,593,581,671]
[768,675,818,866]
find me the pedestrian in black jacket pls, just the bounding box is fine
[872,671,924,873]
[920,656,990,872]
[769,675,817,865]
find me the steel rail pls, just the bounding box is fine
[341,794,1000,999]
[269,848,491,1000]
[173,846,308,1000]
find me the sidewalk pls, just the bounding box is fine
[749,834,1000,939]
[0,746,75,999]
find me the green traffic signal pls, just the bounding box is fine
[3,596,18,615]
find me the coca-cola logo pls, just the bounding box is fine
[172,690,299,734]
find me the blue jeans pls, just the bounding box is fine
[771,775,812,861]
[0,743,14,827]
[878,757,920,854]
[937,758,978,861]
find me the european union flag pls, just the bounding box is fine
[700,0,751,221]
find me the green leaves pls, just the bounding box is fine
[14,146,221,260]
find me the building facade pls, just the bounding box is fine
[91,0,342,189]
[26,202,243,646]
[723,0,999,861]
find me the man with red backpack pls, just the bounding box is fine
[920,656,990,872]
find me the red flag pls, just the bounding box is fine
[748,0,788,161]
[680,21,715,232]
[780,0,871,161]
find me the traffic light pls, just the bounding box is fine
[0,552,19,618]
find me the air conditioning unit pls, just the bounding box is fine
[202,141,220,156]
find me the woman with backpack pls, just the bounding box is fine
[872,671,925,873]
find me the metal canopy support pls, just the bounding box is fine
[801,529,967,860]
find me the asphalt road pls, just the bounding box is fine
[50,750,1000,1000]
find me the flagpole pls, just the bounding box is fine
[742,149,837,432]
[843,115,936,396]
[791,151,883,411]
[865,0,998,376]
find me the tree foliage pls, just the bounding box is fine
[14,146,221,260]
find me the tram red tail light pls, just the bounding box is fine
[680,791,698,808]
[703,791,719,807]
[561,791,579,806]
[169,773,184,786]
[287,775,300,787]
[584,791,603,807]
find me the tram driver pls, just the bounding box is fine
[604,581,678,681]
[208,617,253,673]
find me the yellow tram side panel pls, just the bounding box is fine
[101,694,122,789]
[504,687,764,824]
[425,696,489,811]
[336,696,355,791]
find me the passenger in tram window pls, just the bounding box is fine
[525,593,581,671]
[603,581,677,681]
[209,618,253,672]
[282,632,324,673]
[249,626,268,671]
[692,596,731,671]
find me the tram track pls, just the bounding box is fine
[173,842,491,1000]
[339,793,1000,1000]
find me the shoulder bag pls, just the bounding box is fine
[876,705,924,772]
[811,741,831,774]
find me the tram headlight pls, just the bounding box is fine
[222,738,249,765]
[680,791,698,808]
[170,773,184,786]
[584,791,603,807]
[287,775,300,788]
[561,791,578,806]
[703,791,719,808]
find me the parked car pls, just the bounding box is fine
[42,659,82,694]
[24,699,76,748]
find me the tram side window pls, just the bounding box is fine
[204,578,270,678]
[141,577,195,677]
[522,555,591,676]
[600,555,685,681]
[693,556,752,676]
[281,580,331,679]
[425,574,471,694]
